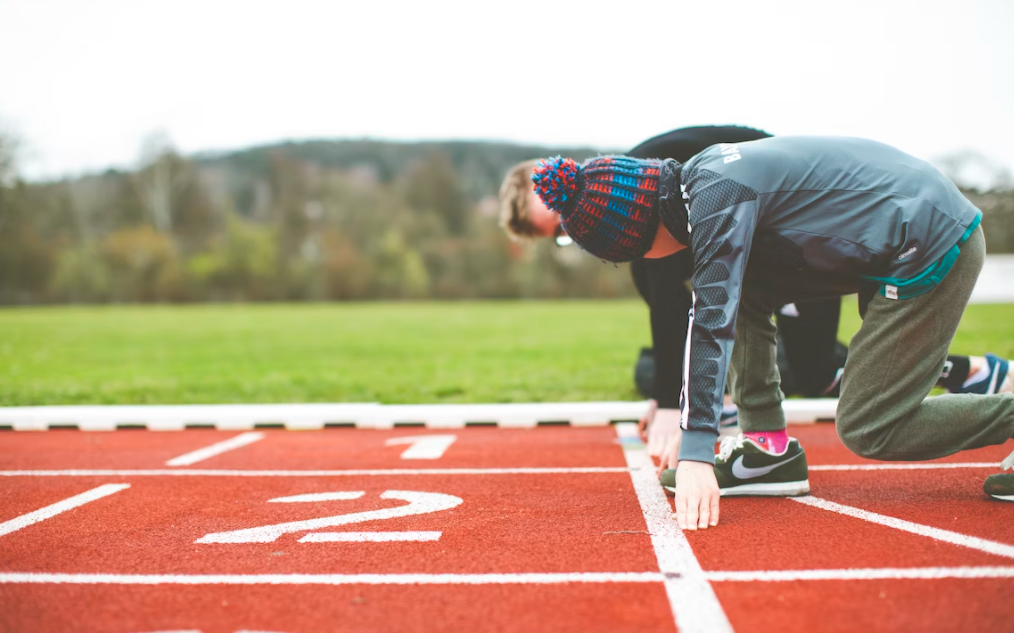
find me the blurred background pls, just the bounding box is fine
[0,0,1012,305]
[0,0,1012,407]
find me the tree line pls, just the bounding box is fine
[0,133,1011,305]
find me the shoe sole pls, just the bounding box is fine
[720,480,810,497]
[662,480,810,497]
[989,493,1014,502]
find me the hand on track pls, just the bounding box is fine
[638,399,658,442]
[646,406,680,456]
[672,460,720,530]
[656,425,682,476]
[647,408,682,475]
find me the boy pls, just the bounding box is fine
[502,127,848,465]
[504,127,846,400]
[501,127,1012,471]
[530,136,1014,529]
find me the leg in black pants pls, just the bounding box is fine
[632,255,847,401]
[631,252,694,402]
[776,299,848,397]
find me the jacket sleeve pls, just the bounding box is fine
[677,169,761,464]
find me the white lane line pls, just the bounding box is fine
[300,531,443,543]
[5,567,1012,586]
[0,484,130,538]
[165,432,265,466]
[385,435,457,460]
[810,463,998,471]
[792,496,1014,560]
[0,467,629,477]
[616,423,733,633]
[0,572,665,585]
[707,566,1014,582]
[0,464,995,476]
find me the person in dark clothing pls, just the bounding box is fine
[627,127,845,406]
[498,127,1009,469]
[530,136,1014,530]
[501,127,850,462]
[632,260,848,399]
[629,241,847,401]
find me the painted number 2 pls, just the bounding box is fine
[196,490,462,544]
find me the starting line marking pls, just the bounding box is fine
[707,566,1014,582]
[809,463,1001,471]
[0,462,1001,478]
[0,572,665,585]
[5,566,1013,586]
[0,484,130,538]
[792,496,1014,560]
[300,531,443,543]
[165,432,265,466]
[0,467,629,477]
[616,423,734,633]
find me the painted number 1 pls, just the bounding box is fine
[196,490,462,544]
[385,434,457,460]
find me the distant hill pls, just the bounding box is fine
[195,139,609,202]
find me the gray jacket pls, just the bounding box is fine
[657,136,982,464]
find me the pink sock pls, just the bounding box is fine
[744,430,789,454]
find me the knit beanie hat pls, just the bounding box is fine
[531,155,661,263]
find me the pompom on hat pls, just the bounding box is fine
[532,155,662,262]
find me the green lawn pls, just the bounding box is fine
[0,300,1010,406]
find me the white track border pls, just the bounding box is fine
[0,400,838,431]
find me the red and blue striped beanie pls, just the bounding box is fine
[531,155,661,262]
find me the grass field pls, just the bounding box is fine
[0,300,1011,406]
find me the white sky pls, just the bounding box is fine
[1,0,1012,183]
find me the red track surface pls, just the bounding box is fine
[1,424,1012,632]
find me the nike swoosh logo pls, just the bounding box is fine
[731,451,802,479]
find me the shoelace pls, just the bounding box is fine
[718,434,745,461]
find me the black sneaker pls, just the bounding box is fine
[660,434,810,497]
[984,450,1014,502]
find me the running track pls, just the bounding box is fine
[1,424,1012,632]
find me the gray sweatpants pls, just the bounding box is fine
[729,226,1014,461]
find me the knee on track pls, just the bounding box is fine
[835,408,896,460]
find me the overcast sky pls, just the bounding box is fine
[1,0,1012,185]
